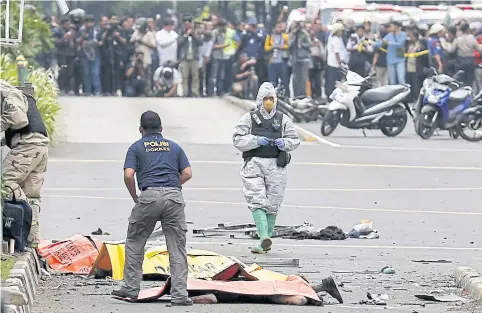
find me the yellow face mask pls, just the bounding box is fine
[263,99,275,112]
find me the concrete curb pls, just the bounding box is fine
[3,248,41,313]
[454,266,482,302]
[222,95,317,142]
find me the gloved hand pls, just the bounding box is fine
[257,136,270,146]
[274,138,285,149]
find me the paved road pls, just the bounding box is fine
[33,96,481,313]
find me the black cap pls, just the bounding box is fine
[140,111,161,130]
[85,14,95,22]
[164,18,174,26]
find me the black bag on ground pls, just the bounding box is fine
[2,188,33,252]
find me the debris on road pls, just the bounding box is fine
[367,292,389,305]
[411,259,452,264]
[91,228,110,236]
[414,293,468,302]
[347,220,379,239]
[243,258,300,268]
[193,222,301,239]
[283,225,347,240]
[194,220,382,241]
[380,266,396,274]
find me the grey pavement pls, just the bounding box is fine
[33,96,481,313]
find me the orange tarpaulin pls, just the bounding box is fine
[37,235,102,274]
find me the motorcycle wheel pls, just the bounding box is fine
[380,110,408,137]
[416,112,436,140]
[458,114,482,142]
[320,111,340,136]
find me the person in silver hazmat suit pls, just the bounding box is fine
[233,82,300,254]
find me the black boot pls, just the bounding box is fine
[312,276,343,303]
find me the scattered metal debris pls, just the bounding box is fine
[244,258,300,268]
[91,228,110,235]
[414,294,468,302]
[411,259,452,264]
[193,222,302,238]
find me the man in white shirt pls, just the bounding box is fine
[153,66,181,97]
[156,19,178,67]
[325,23,348,99]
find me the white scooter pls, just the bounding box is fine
[320,70,412,137]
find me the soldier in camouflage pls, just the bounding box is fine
[1,79,49,247]
[233,82,300,254]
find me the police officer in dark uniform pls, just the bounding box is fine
[112,111,193,306]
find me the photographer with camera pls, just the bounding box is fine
[125,52,148,97]
[54,16,76,95]
[130,17,156,95]
[288,20,312,97]
[77,14,101,96]
[100,14,124,95]
[232,52,258,99]
[153,64,181,97]
[178,14,203,97]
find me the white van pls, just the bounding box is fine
[306,0,367,25]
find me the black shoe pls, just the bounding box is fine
[111,289,138,301]
[312,276,343,304]
[171,298,193,306]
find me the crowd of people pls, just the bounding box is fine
[37,8,482,101]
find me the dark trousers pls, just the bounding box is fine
[57,54,75,93]
[406,71,421,103]
[325,65,344,100]
[103,60,121,95]
[309,68,323,99]
[457,57,476,87]
[74,58,82,95]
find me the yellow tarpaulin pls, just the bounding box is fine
[90,244,238,281]
[241,263,288,281]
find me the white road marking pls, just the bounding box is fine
[341,144,482,153]
[188,241,479,251]
[43,186,482,192]
[42,195,482,216]
[48,159,482,170]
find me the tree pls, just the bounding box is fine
[0,1,54,59]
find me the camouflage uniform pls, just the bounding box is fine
[1,79,49,246]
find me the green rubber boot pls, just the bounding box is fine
[251,209,272,254]
[264,214,277,252]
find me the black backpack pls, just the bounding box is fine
[2,187,33,252]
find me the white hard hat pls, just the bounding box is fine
[429,23,445,35]
[329,23,344,33]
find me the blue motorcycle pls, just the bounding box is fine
[416,69,472,140]
[456,90,482,142]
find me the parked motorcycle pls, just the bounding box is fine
[276,86,328,123]
[415,69,472,140]
[456,90,482,142]
[321,70,411,137]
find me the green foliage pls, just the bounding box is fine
[0,54,60,140]
[0,1,54,59]
[1,254,16,280]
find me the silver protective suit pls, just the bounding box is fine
[232,82,300,215]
